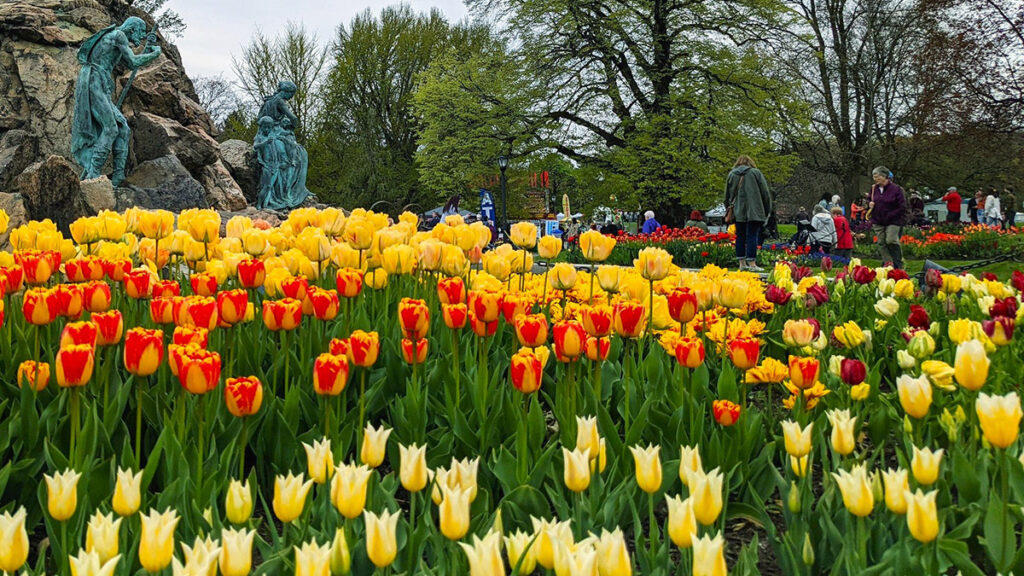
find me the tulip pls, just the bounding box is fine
[505,530,538,574]
[18,250,54,285]
[307,287,340,321]
[910,445,944,486]
[226,480,253,525]
[361,423,392,468]
[401,338,429,364]
[574,416,601,460]
[273,472,313,523]
[786,356,819,389]
[331,463,373,519]
[329,528,352,576]
[123,327,163,377]
[563,446,592,492]
[189,272,217,297]
[82,280,112,312]
[716,277,748,310]
[510,221,538,249]
[173,326,208,348]
[294,541,331,576]
[45,468,81,522]
[219,527,255,576]
[178,349,221,395]
[594,528,632,576]
[400,443,428,492]
[217,290,249,325]
[139,209,174,239]
[0,506,28,572]
[580,229,616,262]
[56,344,95,387]
[897,374,932,419]
[596,265,623,293]
[436,277,466,307]
[782,319,817,348]
[17,360,50,391]
[684,467,723,525]
[112,467,142,517]
[630,444,662,493]
[882,468,909,514]
[634,246,671,281]
[839,357,866,386]
[439,483,473,540]
[904,489,939,543]
[348,330,380,367]
[461,532,505,576]
[55,282,85,318]
[666,495,698,549]
[510,347,544,394]
[398,297,430,339]
[983,317,1015,346]
[469,290,502,323]
[781,420,813,458]
[538,235,562,259]
[691,532,727,576]
[954,339,989,391]
[236,258,265,289]
[832,464,874,516]
[181,295,218,330]
[613,301,647,338]
[123,268,152,299]
[585,336,610,362]
[833,321,865,348]
[580,304,612,338]
[548,262,578,291]
[69,549,120,576]
[224,376,263,417]
[262,298,303,331]
[552,320,586,362]
[148,296,174,325]
[442,303,468,330]
[302,438,334,485]
[365,509,400,568]
[531,517,572,570]
[679,446,703,487]
[313,353,350,396]
[826,409,857,456]
[976,392,1023,448]
[59,321,96,349]
[139,508,179,572]
[712,399,741,426]
[515,313,549,347]
[85,510,122,563]
[906,331,936,360]
[23,286,59,325]
[727,337,760,371]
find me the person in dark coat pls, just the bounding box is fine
[724,155,772,271]
[868,166,907,269]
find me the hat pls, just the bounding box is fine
[947,186,957,191]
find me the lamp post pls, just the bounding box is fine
[497,155,509,239]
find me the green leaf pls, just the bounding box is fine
[983,491,1015,572]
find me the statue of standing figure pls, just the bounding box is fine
[71,17,161,187]
[253,81,310,211]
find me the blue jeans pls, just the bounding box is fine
[735,221,761,260]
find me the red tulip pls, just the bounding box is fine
[613,301,646,339]
[442,303,468,330]
[581,304,613,338]
[56,344,95,387]
[237,258,265,289]
[181,295,218,331]
[262,298,302,331]
[585,336,610,362]
[437,276,465,305]
[280,275,308,301]
[83,281,111,312]
[313,353,350,395]
[788,356,820,389]
[190,272,218,297]
[123,269,152,299]
[225,376,263,417]
[217,289,249,325]
[398,298,430,339]
[124,327,164,377]
[103,258,131,282]
[840,358,867,386]
[667,288,698,324]
[727,338,760,371]
[908,305,930,330]
[515,314,549,348]
[401,338,429,364]
[307,287,339,321]
[712,399,741,426]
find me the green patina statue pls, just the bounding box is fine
[71,16,161,187]
[254,81,310,211]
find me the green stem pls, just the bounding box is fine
[624,340,632,437]
[648,491,657,556]
[197,394,205,494]
[133,375,142,465]
[358,369,367,448]
[70,387,80,468]
[517,394,529,484]
[239,417,248,479]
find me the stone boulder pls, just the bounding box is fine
[117,154,208,212]
[198,160,248,211]
[0,129,37,191]
[80,175,115,213]
[219,139,258,203]
[13,154,90,230]
[130,111,218,174]
[0,191,29,248]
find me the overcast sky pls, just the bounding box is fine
[171,0,469,79]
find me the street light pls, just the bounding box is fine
[497,155,509,239]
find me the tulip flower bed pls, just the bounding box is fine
[561,227,738,269]
[1,210,1024,576]
[898,224,1024,260]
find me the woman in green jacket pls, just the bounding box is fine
[725,155,773,272]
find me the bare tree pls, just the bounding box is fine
[134,0,186,40]
[193,74,239,130]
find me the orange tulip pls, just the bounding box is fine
[124,328,164,377]
[335,268,363,298]
[55,283,84,319]
[123,269,151,299]
[237,258,265,289]
[150,280,180,299]
[22,287,58,325]
[225,376,264,417]
[581,304,613,338]
[60,321,98,349]
[348,330,380,367]
[56,344,95,387]
[103,258,131,282]
[442,303,468,330]
[178,349,221,394]
[470,311,498,338]
[515,314,549,348]
[64,257,103,283]
[173,326,209,348]
[93,310,124,346]
[674,337,705,369]
[667,288,699,324]
[585,336,610,361]
[399,298,430,340]
[18,360,50,391]
[329,337,350,356]
[1,265,24,292]
[168,343,200,377]
[17,250,54,285]
[728,338,761,371]
[190,273,218,297]
[149,297,175,325]
[469,290,502,323]
[437,277,466,305]
[712,399,741,426]
[788,356,820,389]
[313,353,350,396]
[263,298,302,331]
[308,288,339,321]
[217,290,249,325]
[499,292,532,324]
[511,348,544,393]
[401,338,429,364]
[281,276,308,301]
[613,301,647,339]
[553,320,586,362]
[82,281,111,312]
[181,296,218,331]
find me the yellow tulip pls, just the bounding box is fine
[826,409,857,456]
[365,509,400,568]
[629,444,662,493]
[293,541,331,576]
[563,446,592,493]
[70,549,119,576]
[453,456,481,502]
[679,445,703,487]
[531,516,573,570]
[0,507,28,573]
[580,229,616,262]
[181,535,221,576]
[139,209,175,240]
[873,297,899,317]
[219,527,255,576]
[112,467,142,517]
[538,235,562,260]
[634,246,671,281]
[330,527,351,575]
[782,319,817,348]
[460,532,505,576]
[365,268,388,290]
[361,423,392,468]
[691,532,727,576]
[832,464,874,517]
[344,219,375,251]
[273,472,313,523]
[302,438,335,485]
[954,340,989,391]
[595,528,631,576]
[85,511,122,563]
[850,383,871,401]
[911,446,944,486]
[907,331,936,359]
[921,360,955,391]
[882,468,909,514]
[399,443,428,492]
[225,215,252,238]
[548,262,578,291]
[833,321,865,348]
[330,463,373,520]
[893,278,915,299]
[139,508,180,572]
[45,468,81,522]
[505,529,538,573]
[439,483,473,540]
[666,495,698,548]
[510,221,538,249]
[897,374,932,419]
[575,416,601,461]
[716,277,748,310]
[790,455,810,478]
[781,421,814,458]
[904,489,939,543]
[226,479,253,525]
[596,265,623,293]
[976,392,1023,449]
[553,539,598,576]
[685,467,724,526]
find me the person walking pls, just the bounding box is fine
[868,166,907,270]
[984,189,1002,227]
[1003,186,1017,230]
[641,210,661,234]
[831,206,854,258]
[809,205,837,253]
[725,155,772,272]
[941,187,962,223]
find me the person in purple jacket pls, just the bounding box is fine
[868,165,907,269]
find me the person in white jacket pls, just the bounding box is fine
[985,190,1002,226]
[809,205,837,252]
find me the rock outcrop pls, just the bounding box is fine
[0,0,248,227]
